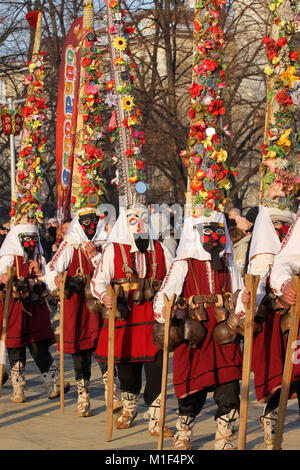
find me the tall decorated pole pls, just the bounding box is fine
[70,0,105,214]
[259,0,300,209]
[9,11,46,226]
[56,17,83,226]
[181,0,235,217]
[105,0,147,208]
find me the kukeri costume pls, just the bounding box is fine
[235,206,300,449]
[91,205,174,436]
[0,223,65,402]
[42,208,110,417]
[154,212,244,450]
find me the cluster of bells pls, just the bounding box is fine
[0,277,48,305]
[85,278,162,320]
[153,291,299,352]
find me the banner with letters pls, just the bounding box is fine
[56,17,82,225]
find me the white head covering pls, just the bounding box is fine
[65,208,107,247]
[108,206,157,249]
[248,205,296,261]
[175,211,233,261]
[0,223,42,258]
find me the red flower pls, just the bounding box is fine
[208,99,225,116]
[203,58,219,72]
[275,90,293,107]
[277,37,287,48]
[136,160,144,169]
[262,36,277,60]
[188,107,195,120]
[290,51,299,61]
[189,83,204,99]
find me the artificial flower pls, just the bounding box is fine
[121,95,134,111]
[113,36,127,52]
[277,128,292,147]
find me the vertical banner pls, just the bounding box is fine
[56,17,83,225]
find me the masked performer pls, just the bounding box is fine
[42,208,114,417]
[0,221,67,402]
[90,204,174,437]
[153,211,243,450]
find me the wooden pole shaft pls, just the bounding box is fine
[238,274,260,450]
[106,284,119,442]
[0,266,14,398]
[157,293,175,450]
[59,272,67,414]
[273,275,300,450]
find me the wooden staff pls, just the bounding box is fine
[59,271,67,414]
[273,275,300,450]
[238,273,260,450]
[106,283,120,442]
[157,293,176,451]
[0,266,14,398]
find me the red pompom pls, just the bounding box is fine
[26,11,40,29]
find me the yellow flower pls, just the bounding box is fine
[203,136,213,148]
[113,36,127,52]
[267,150,277,159]
[121,95,134,112]
[280,66,299,88]
[216,149,228,163]
[218,178,231,190]
[128,116,138,126]
[264,66,274,76]
[270,3,276,12]
[199,190,208,199]
[29,62,37,72]
[277,128,292,147]
[272,56,279,65]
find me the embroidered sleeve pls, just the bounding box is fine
[0,255,14,276]
[90,243,115,300]
[42,241,73,292]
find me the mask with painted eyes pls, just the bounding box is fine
[195,222,227,270]
[126,206,150,253]
[18,232,39,260]
[272,220,291,243]
[79,212,99,241]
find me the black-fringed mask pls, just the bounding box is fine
[195,222,227,270]
[18,232,39,261]
[79,211,99,241]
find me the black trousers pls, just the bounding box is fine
[8,340,53,374]
[264,379,300,415]
[116,350,163,406]
[72,349,93,381]
[177,380,240,419]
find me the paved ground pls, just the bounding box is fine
[1,313,300,456]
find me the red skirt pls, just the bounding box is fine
[95,301,158,363]
[173,306,242,399]
[252,311,300,402]
[0,299,55,349]
[58,287,101,354]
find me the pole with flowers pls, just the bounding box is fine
[259,0,300,451]
[105,0,147,208]
[259,0,300,209]
[180,0,236,218]
[70,0,105,213]
[9,11,47,226]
